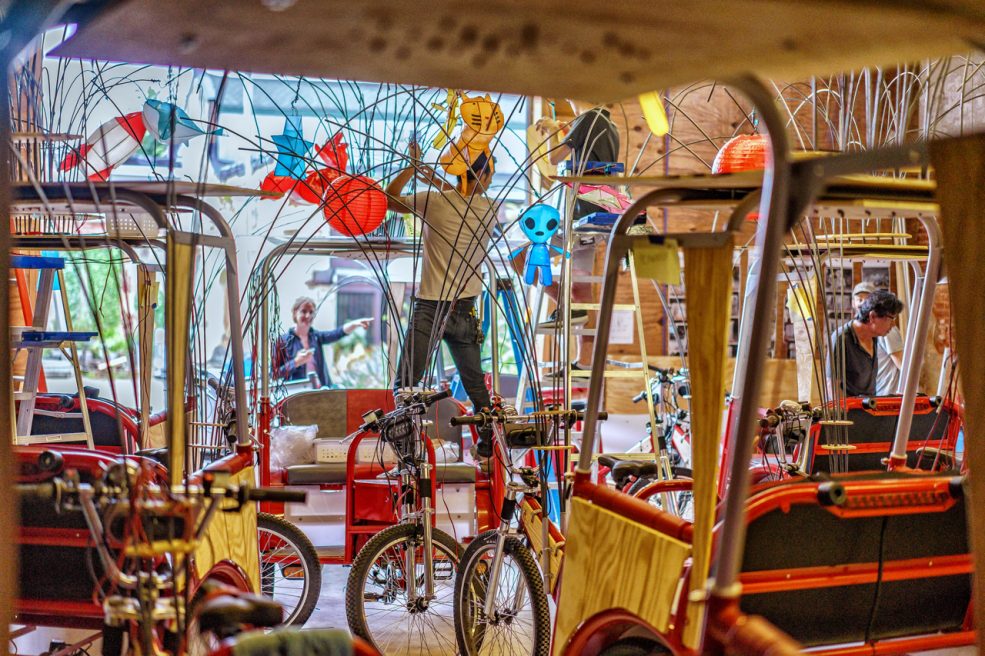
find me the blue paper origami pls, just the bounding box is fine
[142,99,222,145]
[270,118,315,180]
[510,204,567,286]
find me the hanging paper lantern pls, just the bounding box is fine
[712,134,770,221]
[323,175,387,236]
[711,134,770,175]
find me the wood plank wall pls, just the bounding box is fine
[593,92,795,411]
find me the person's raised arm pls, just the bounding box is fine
[536,117,572,165]
[386,164,417,212]
[386,141,455,210]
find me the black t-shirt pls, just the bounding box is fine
[563,108,620,218]
[564,108,619,164]
[829,322,879,396]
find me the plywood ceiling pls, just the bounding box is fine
[54,0,985,101]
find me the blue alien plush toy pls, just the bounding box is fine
[510,204,567,286]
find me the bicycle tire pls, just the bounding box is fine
[345,522,462,655]
[453,530,551,656]
[257,512,322,626]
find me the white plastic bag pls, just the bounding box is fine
[270,424,318,468]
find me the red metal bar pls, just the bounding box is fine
[560,608,675,656]
[572,477,692,542]
[807,630,975,655]
[743,475,960,524]
[740,553,971,594]
[705,596,802,656]
[257,396,272,487]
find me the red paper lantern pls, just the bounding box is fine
[323,175,387,236]
[711,134,770,175]
[712,134,770,221]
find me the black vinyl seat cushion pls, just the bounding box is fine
[738,474,971,647]
[285,462,476,485]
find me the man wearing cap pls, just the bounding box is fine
[386,140,498,456]
[829,287,905,397]
[852,282,905,395]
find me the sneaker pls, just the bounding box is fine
[537,309,589,329]
[570,361,592,372]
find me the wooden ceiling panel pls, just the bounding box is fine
[53,0,985,100]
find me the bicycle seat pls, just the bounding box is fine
[197,593,283,635]
[135,447,169,468]
[226,628,358,656]
[610,460,658,489]
[598,455,619,469]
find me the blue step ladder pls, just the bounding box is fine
[11,255,96,447]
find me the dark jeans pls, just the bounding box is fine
[394,297,492,413]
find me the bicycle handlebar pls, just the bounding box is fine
[450,409,608,426]
[424,388,450,407]
[16,481,57,501]
[244,487,307,503]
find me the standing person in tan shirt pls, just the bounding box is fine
[386,141,498,456]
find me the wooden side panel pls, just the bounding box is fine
[681,241,733,648]
[553,498,690,655]
[193,466,261,593]
[604,355,799,414]
[930,132,985,653]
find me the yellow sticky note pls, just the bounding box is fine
[634,239,680,283]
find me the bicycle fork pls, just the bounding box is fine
[484,483,525,619]
[403,464,436,607]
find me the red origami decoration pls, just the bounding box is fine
[323,174,387,237]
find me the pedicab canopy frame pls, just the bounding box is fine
[570,76,957,652]
[8,180,269,599]
[4,0,985,652]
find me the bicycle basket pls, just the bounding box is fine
[505,422,545,449]
[381,413,416,458]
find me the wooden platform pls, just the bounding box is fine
[55,1,985,102]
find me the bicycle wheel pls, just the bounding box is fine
[453,530,550,656]
[346,522,462,655]
[257,512,321,626]
[629,467,694,522]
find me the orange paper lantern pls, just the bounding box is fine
[323,175,387,236]
[711,134,770,174]
[712,134,770,221]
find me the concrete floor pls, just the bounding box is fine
[307,564,459,655]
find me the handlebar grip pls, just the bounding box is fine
[576,411,608,421]
[425,389,451,407]
[17,482,56,501]
[632,391,646,404]
[450,414,484,426]
[246,488,307,504]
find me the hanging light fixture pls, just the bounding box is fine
[639,91,669,137]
